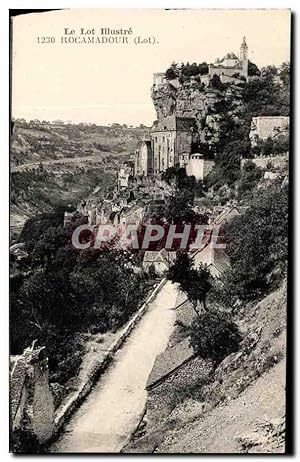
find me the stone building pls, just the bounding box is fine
[185,153,215,181]
[119,204,145,227]
[143,249,177,276]
[153,72,167,88]
[150,116,197,173]
[192,243,230,279]
[249,116,289,147]
[152,37,249,91]
[117,165,132,190]
[208,36,249,83]
[134,139,153,177]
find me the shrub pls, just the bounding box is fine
[189,312,241,364]
[165,67,177,80]
[224,186,288,300]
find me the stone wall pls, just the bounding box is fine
[249,116,289,146]
[147,356,212,429]
[186,157,214,181]
[241,155,288,170]
[10,345,55,447]
[10,279,168,450]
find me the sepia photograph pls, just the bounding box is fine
[9,8,291,454]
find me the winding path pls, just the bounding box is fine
[51,281,178,453]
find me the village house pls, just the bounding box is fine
[117,165,132,190]
[192,243,230,279]
[249,116,289,147]
[212,205,242,227]
[119,204,145,227]
[143,249,177,276]
[134,139,153,177]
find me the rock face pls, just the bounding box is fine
[151,82,244,148]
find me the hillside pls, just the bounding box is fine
[10,121,149,238]
[124,281,287,453]
[10,165,115,239]
[11,121,149,167]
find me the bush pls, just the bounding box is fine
[165,67,177,80]
[224,186,288,301]
[189,312,241,364]
[209,74,227,91]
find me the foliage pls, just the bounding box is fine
[206,62,289,193]
[165,61,209,82]
[189,312,241,363]
[167,254,212,313]
[159,167,206,224]
[165,67,177,80]
[248,60,260,76]
[10,215,148,384]
[223,185,288,301]
[251,133,289,157]
[242,71,289,116]
[209,74,227,91]
[237,161,263,200]
[20,210,65,251]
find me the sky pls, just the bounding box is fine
[11,9,291,126]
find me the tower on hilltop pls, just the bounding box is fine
[240,36,248,73]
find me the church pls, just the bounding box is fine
[150,116,197,173]
[208,36,249,83]
[136,37,250,180]
[153,36,249,88]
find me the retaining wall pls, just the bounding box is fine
[10,278,167,449]
[52,277,167,439]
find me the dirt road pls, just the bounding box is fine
[51,281,178,453]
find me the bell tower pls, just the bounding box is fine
[240,36,248,79]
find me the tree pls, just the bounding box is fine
[189,312,241,363]
[238,161,263,200]
[168,254,212,314]
[207,140,247,189]
[20,210,65,251]
[248,60,260,76]
[164,193,195,223]
[165,67,177,80]
[242,70,289,116]
[209,74,226,90]
[279,62,290,86]
[198,62,209,75]
[223,185,288,301]
[167,252,193,285]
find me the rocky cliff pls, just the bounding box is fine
[151,81,244,148]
